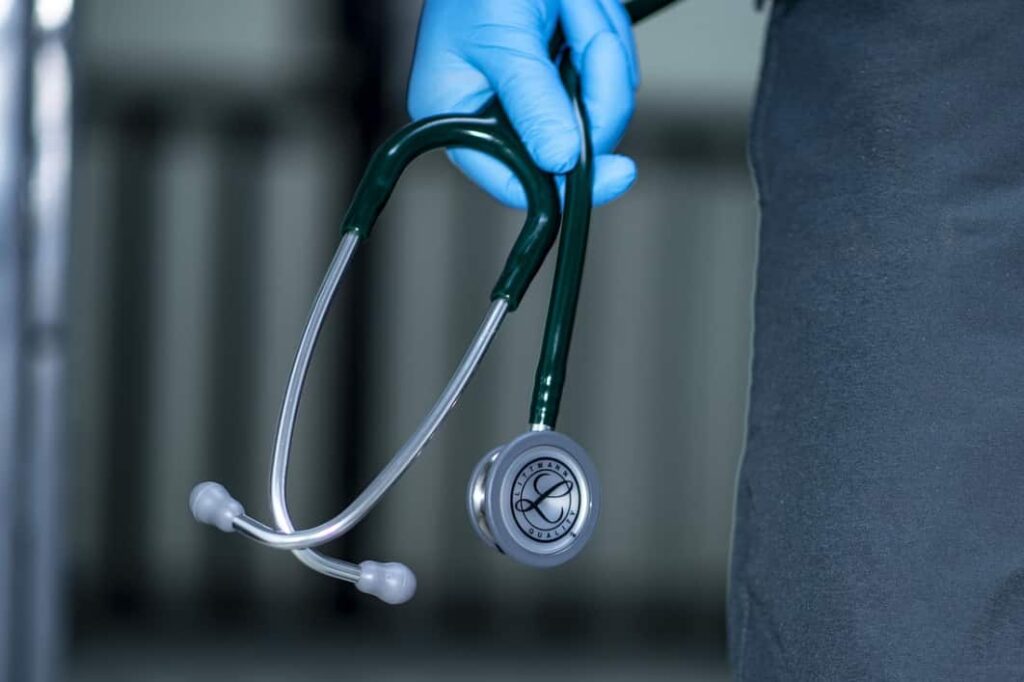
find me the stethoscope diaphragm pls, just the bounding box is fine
[467,430,599,568]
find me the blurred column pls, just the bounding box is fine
[0,0,73,680]
[0,0,29,678]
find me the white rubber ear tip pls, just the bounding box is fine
[189,481,244,532]
[355,561,417,605]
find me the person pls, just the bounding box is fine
[408,0,1024,679]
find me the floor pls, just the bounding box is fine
[69,636,730,682]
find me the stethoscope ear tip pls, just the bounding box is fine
[189,481,244,533]
[355,560,418,605]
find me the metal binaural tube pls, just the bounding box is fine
[270,231,361,581]
[225,296,509,551]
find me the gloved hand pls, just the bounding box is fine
[408,0,639,208]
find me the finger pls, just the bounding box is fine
[559,0,639,88]
[448,148,636,209]
[596,0,640,86]
[464,25,580,174]
[408,56,493,121]
[592,154,637,206]
[580,31,635,155]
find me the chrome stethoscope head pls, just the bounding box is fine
[468,430,600,567]
[189,35,603,605]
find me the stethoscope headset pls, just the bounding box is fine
[189,1,673,604]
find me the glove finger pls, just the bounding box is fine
[446,148,635,209]
[465,26,580,174]
[558,0,612,68]
[597,0,640,86]
[560,0,638,89]
[580,31,635,156]
[592,154,637,206]
[408,57,493,120]
[406,0,496,120]
[449,147,636,209]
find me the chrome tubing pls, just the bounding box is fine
[231,298,508,551]
[189,227,509,582]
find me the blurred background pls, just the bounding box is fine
[2,0,766,679]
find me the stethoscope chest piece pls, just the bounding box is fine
[467,430,599,568]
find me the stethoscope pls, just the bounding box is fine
[189,0,672,605]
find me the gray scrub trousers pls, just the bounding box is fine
[728,0,1024,678]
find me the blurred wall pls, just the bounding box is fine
[68,0,765,678]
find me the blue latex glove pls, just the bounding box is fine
[408,0,639,208]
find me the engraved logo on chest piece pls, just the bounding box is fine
[510,457,581,543]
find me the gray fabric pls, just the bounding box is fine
[729,0,1024,678]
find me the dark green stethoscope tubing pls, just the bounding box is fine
[529,0,679,427]
[340,112,560,311]
[338,0,678,427]
[528,55,592,428]
[625,0,679,23]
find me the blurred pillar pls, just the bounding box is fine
[0,0,73,680]
[0,0,29,678]
[328,0,391,612]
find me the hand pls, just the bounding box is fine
[408,0,639,208]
